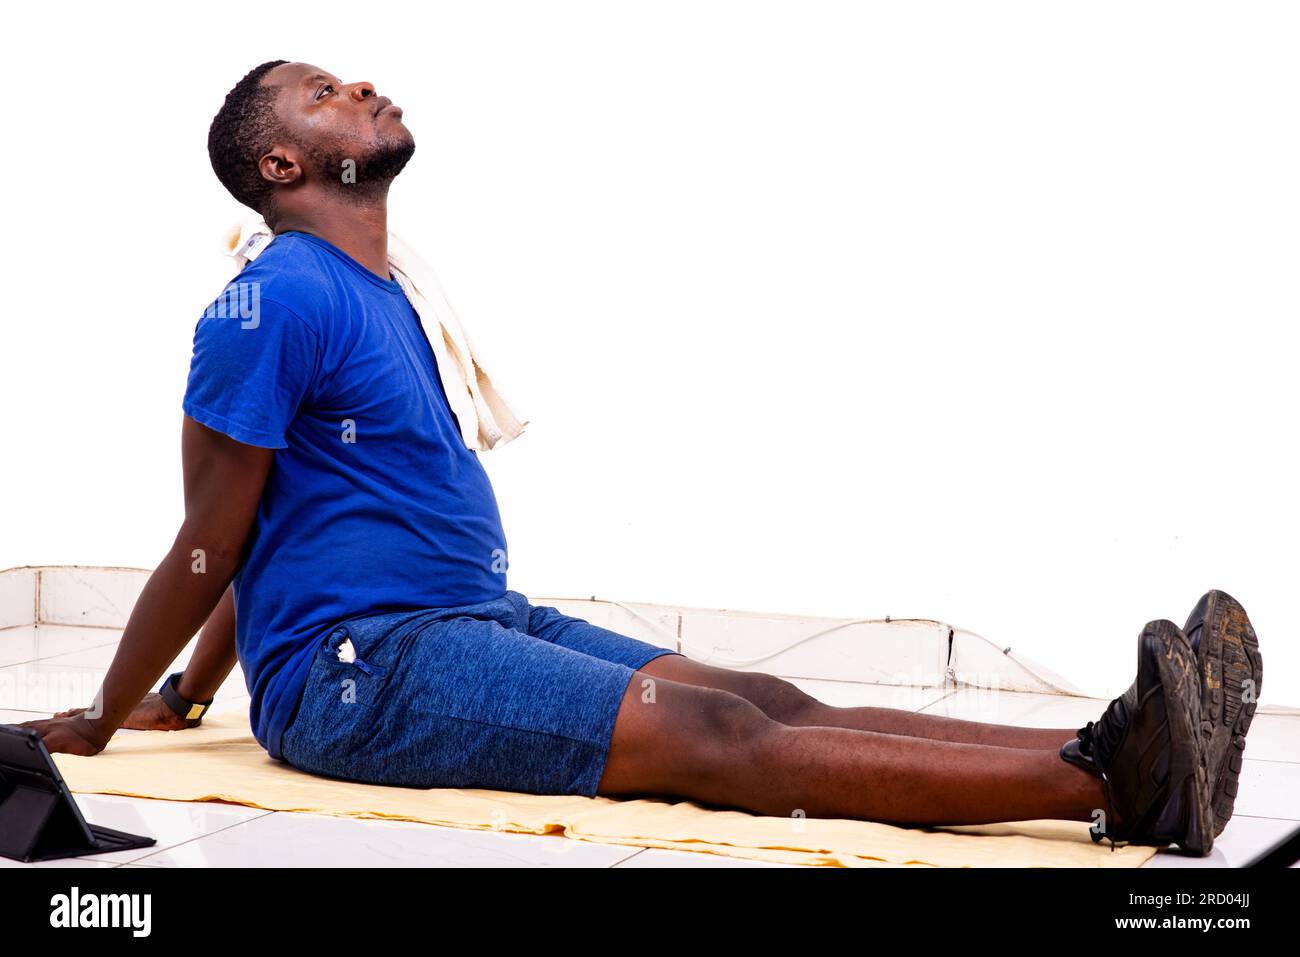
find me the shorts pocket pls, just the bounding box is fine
[319,625,390,679]
[306,625,393,724]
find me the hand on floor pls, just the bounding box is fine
[19,713,108,756]
[55,693,195,732]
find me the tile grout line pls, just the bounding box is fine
[0,639,131,671]
[914,689,960,714]
[109,808,279,867]
[609,846,650,868]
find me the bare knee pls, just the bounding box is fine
[641,654,823,725]
[737,672,822,725]
[701,684,781,753]
[599,675,778,798]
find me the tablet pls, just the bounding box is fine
[0,722,157,862]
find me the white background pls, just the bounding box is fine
[1,1,1296,705]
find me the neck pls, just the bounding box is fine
[270,190,390,280]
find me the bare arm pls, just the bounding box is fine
[24,417,273,754]
[176,584,239,703]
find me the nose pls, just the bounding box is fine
[348,81,377,102]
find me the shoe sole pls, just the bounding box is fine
[1152,620,1214,856]
[1193,591,1263,837]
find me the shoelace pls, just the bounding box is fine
[1075,695,1133,852]
[1075,694,1130,766]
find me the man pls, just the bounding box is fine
[23,61,1263,855]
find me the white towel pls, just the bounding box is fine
[222,217,527,452]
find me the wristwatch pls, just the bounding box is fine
[159,672,214,724]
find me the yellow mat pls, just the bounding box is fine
[53,712,1156,868]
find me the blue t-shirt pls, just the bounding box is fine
[182,230,508,759]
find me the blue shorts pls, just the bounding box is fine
[279,590,682,796]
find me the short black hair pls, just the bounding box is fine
[207,60,290,215]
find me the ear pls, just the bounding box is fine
[258,146,302,187]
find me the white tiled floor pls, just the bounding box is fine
[2,625,1297,868]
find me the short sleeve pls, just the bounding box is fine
[182,293,320,449]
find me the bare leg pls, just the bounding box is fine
[600,670,1108,826]
[642,655,1078,751]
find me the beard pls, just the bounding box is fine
[308,132,416,199]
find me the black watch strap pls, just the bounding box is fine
[159,672,214,723]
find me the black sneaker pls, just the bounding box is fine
[1183,590,1263,837]
[1060,619,1213,855]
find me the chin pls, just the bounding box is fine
[363,137,417,181]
